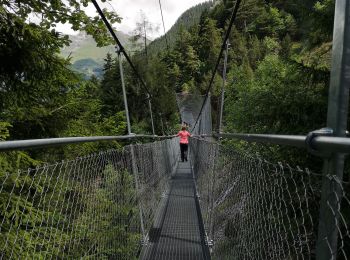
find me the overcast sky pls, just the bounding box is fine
[55,0,209,38]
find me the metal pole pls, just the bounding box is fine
[147,93,156,135]
[117,47,146,242]
[117,48,132,135]
[218,40,229,133]
[316,0,350,259]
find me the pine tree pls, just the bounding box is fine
[100,53,124,117]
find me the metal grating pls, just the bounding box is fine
[141,161,210,260]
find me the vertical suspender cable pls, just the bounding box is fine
[158,0,169,50]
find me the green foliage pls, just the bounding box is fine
[0,159,139,258]
[100,54,124,117]
[0,0,149,258]
[72,166,140,259]
[60,78,126,158]
[0,122,11,141]
[0,0,128,144]
[252,6,297,38]
[226,54,327,135]
[0,124,64,259]
[157,20,221,94]
[0,171,71,259]
[147,2,212,54]
[0,8,101,143]
[0,0,120,46]
[224,53,327,167]
[311,0,335,44]
[197,17,222,79]
[0,122,39,173]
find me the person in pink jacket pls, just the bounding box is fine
[176,126,192,162]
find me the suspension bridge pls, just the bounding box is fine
[1,0,350,259]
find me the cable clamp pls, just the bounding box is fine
[115,45,123,54]
[141,234,149,246]
[145,93,153,100]
[207,239,213,248]
[305,127,333,157]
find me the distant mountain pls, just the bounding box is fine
[62,2,212,77]
[148,1,213,55]
[69,58,103,78]
[61,31,131,63]
[61,31,138,77]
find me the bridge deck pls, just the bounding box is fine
[140,161,210,260]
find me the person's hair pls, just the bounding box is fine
[181,126,186,131]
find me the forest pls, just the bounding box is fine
[138,0,336,171]
[0,0,337,169]
[0,0,348,258]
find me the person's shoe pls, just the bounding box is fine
[185,158,188,162]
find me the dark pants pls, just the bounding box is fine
[180,143,188,162]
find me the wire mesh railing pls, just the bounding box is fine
[0,138,179,259]
[190,137,350,259]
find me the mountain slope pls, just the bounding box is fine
[61,2,212,77]
[60,31,132,63]
[69,58,103,78]
[148,2,213,55]
[60,31,146,77]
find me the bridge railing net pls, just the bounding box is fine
[190,138,350,259]
[0,138,179,259]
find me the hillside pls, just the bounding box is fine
[147,1,213,55]
[69,58,103,78]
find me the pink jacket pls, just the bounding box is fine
[177,130,191,144]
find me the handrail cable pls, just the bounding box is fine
[215,132,350,154]
[191,0,242,132]
[158,0,169,50]
[0,134,175,151]
[91,0,152,97]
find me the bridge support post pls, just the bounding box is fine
[117,47,132,135]
[117,46,147,245]
[316,0,350,259]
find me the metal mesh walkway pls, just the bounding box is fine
[140,161,210,260]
